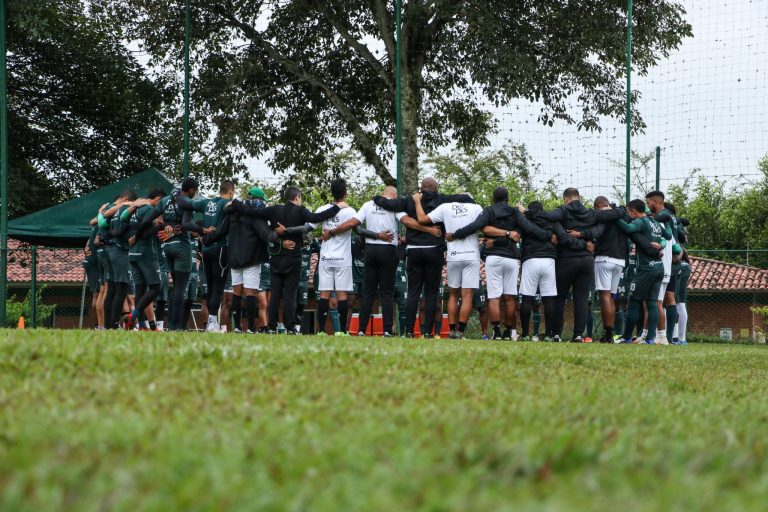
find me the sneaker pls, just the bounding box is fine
[233,328,242,334]
[482,335,490,341]
[519,336,532,342]
[572,336,583,343]
[246,329,256,334]
[645,338,655,345]
[679,339,688,345]
[532,335,540,342]
[502,329,512,341]
[383,332,393,338]
[334,332,350,337]
[553,335,561,343]
[219,325,228,333]
[316,332,328,337]
[657,336,669,346]
[491,329,502,340]
[583,337,593,343]
[357,332,366,337]
[205,318,218,332]
[543,336,553,342]
[448,332,461,340]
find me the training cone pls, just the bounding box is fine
[17,316,25,329]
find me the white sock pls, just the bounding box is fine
[640,329,648,339]
[676,303,688,340]
[511,329,518,338]
[672,323,679,340]
[157,321,164,329]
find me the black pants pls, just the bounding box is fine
[359,244,398,334]
[269,256,301,330]
[203,247,228,316]
[405,247,444,336]
[555,256,594,338]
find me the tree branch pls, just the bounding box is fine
[315,0,394,92]
[370,0,396,71]
[210,4,396,186]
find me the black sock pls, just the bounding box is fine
[231,295,242,331]
[317,298,329,334]
[295,303,305,327]
[149,320,157,331]
[449,323,456,332]
[337,300,349,333]
[458,322,467,333]
[245,296,257,332]
[155,300,166,323]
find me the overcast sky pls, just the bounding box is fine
[241,0,767,201]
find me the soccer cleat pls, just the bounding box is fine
[334,332,350,337]
[553,335,561,343]
[679,339,688,345]
[316,332,328,337]
[246,329,256,334]
[532,335,540,342]
[543,336,553,342]
[656,336,669,346]
[383,332,393,338]
[233,328,242,334]
[357,332,366,337]
[448,332,461,340]
[482,335,490,341]
[502,329,512,341]
[219,325,228,333]
[583,337,593,343]
[572,336,583,343]
[519,336,532,342]
[645,338,655,345]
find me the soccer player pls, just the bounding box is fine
[127,189,165,330]
[295,234,321,334]
[616,199,667,344]
[394,243,408,336]
[231,186,344,333]
[256,256,271,332]
[451,186,551,340]
[82,226,102,328]
[674,249,691,345]
[194,180,235,332]
[135,177,212,331]
[328,185,402,337]
[348,235,366,332]
[533,188,621,342]
[416,193,484,339]
[645,191,678,345]
[155,236,170,332]
[373,178,472,338]
[516,202,558,341]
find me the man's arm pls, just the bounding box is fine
[630,232,663,258]
[400,215,441,237]
[373,195,408,212]
[284,224,315,235]
[616,218,641,234]
[453,209,491,239]
[353,225,393,242]
[571,222,607,242]
[481,226,521,242]
[554,223,588,250]
[514,210,551,241]
[134,206,162,239]
[593,208,622,223]
[182,210,204,234]
[303,204,341,224]
[231,200,275,220]
[331,217,362,236]
[413,194,432,225]
[534,207,565,223]
[438,193,474,205]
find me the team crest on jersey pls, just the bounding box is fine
[452,204,468,215]
[206,202,218,215]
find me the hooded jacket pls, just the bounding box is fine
[224,202,271,269]
[373,191,474,247]
[453,202,551,260]
[538,201,622,259]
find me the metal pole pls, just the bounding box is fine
[625,0,633,203]
[655,146,660,191]
[30,246,37,328]
[183,0,191,178]
[0,0,8,326]
[394,0,403,196]
[79,273,86,329]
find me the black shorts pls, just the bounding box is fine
[83,260,101,293]
[130,259,161,287]
[665,273,678,294]
[629,265,664,301]
[106,245,131,284]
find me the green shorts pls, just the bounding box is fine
[161,241,193,273]
[352,281,364,296]
[473,288,487,311]
[677,268,691,303]
[629,265,665,301]
[130,259,161,287]
[83,259,101,293]
[106,245,131,284]
[186,274,199,301]
[97,249,111,283]
[258,263,271,292]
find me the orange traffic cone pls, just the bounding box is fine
[17,316,25,329]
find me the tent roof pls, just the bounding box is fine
[8,168,176,248]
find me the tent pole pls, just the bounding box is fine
[0,0,9,326]
[30,246,36,327]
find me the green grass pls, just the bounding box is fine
[1,330,767,511]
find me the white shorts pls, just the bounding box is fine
[658,281,670,301]
[485,255,520,299]
[318,266,353,292]
[447,260,480,289]
[594,261,624,293]
[231,264,261,290]
[520,258,557,297]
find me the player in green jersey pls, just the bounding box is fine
[127,189,165,330]
[616,199,668,344]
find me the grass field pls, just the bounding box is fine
[1,330,767,511]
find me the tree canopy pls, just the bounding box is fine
[102,0,692,193]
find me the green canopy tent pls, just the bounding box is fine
[8,168,176,248]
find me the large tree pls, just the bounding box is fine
[7,0,174,217]
[103,0,691,193]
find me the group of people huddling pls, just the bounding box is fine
[83,176,691,345]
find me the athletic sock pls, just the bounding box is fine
[316,298,330,334]
[245,296,257,332]
[665,305,677,341]
[449,323,457,333]
[492,321,502,338]
[645,301,659,340]
[511,329,517,339]
[434,318,443,336]
[231,295,242,331]
[337,300,349,333]
[676,303,688,341]
[330,309,341,332]
[458,322,467,333]
[149,320,157,331]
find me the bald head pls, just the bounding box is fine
[421,177,438,193]
[382,185,398,199]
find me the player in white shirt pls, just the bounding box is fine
[331,186,401,336]
[415,194,484,339]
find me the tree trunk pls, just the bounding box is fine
[400,68,420,195]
